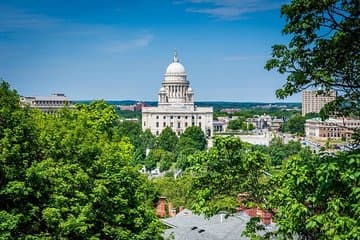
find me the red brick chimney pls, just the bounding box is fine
[244,208,257,217]
[261,211,272,225]
[256,208,263,217]
[168,202,176,217]
[242,208,272,225]
[156,197,166,218]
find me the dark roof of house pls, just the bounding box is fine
[161,209,276,240]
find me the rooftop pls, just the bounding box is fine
[162,209,276,240]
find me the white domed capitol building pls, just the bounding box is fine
[142,51,213,137]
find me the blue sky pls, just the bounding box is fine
[0,0,300,102]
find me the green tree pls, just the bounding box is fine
[0,81,42,239]
[112,120,142,148]
[144,150,158,172]
[268,150,359,239]
[0,84,163,239]
[268,137,302,166]
[241,122,248,131]
[248,123,255,131]
[153,175,195,208]
[265,0,360,119]
[145,149,176,172]
[141,129,156,149]
[305,112,320,119]
[156,127,178,152]
[189,137,271,217]
[159,151,176,172]
[177,126,207,151]
[240,122,255,131]
[227,119,243,130]
[132,129,156,166]
[175,148,199,171]
[260,1,360,238]
[281,114,305,135]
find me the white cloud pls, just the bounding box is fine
[0,4,154,54]
[0,5,60,32]
[181,0,285,20]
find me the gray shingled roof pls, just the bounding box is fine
[161,209,276,240]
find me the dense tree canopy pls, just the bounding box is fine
[112,120,142,148]
[269,150,359,239]
[251,137,303,167]
[227,118,244,130]
[0,82,163,239]
[189,137,270,216]
[156,127,178,152]
[177,126,207,151]
[281,114,305,135]
[153,175,195,209]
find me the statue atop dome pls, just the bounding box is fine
[173,49,179,62]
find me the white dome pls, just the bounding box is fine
[165,50,186,75]
[166,62,185,75]
[159,87,166,93]
[187,87,193,92]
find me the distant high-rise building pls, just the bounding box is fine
[142,51,213,137]
[302,90,336,116]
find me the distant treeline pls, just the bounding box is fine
[74,100,301,112]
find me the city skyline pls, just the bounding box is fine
[0,0,301,102]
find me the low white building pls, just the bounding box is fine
[142,51,213,137]
[305,117,360,139]
[20,93,74,113]
[247,114,272,129]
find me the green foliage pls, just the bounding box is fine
[132,129,155,166]
[156,127,178,152]
[305,112,320,119]
[227,119,243,130]
[145,149,176,172]
[241,122,255,131]
[115,109,141,120]
[0,80,20,114]
[0,81,42,238]
[0,83,163,239]
[241,217,269,240]
[268,150,360,239]
[265,0,360,119]
[112,120,142,148]
[253,138,302,166]
[175,148,199,171]
[213,111,228,120]
[281,114,305,135]
[232,108,300,119]
[177,126,207,151]
[260,1,360,238]
[141,129,156,149]
[189,136,271,217]
[154,2,359,239]
[76,101,117,134]
[153,175,195,208]
[227,119,255,131]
